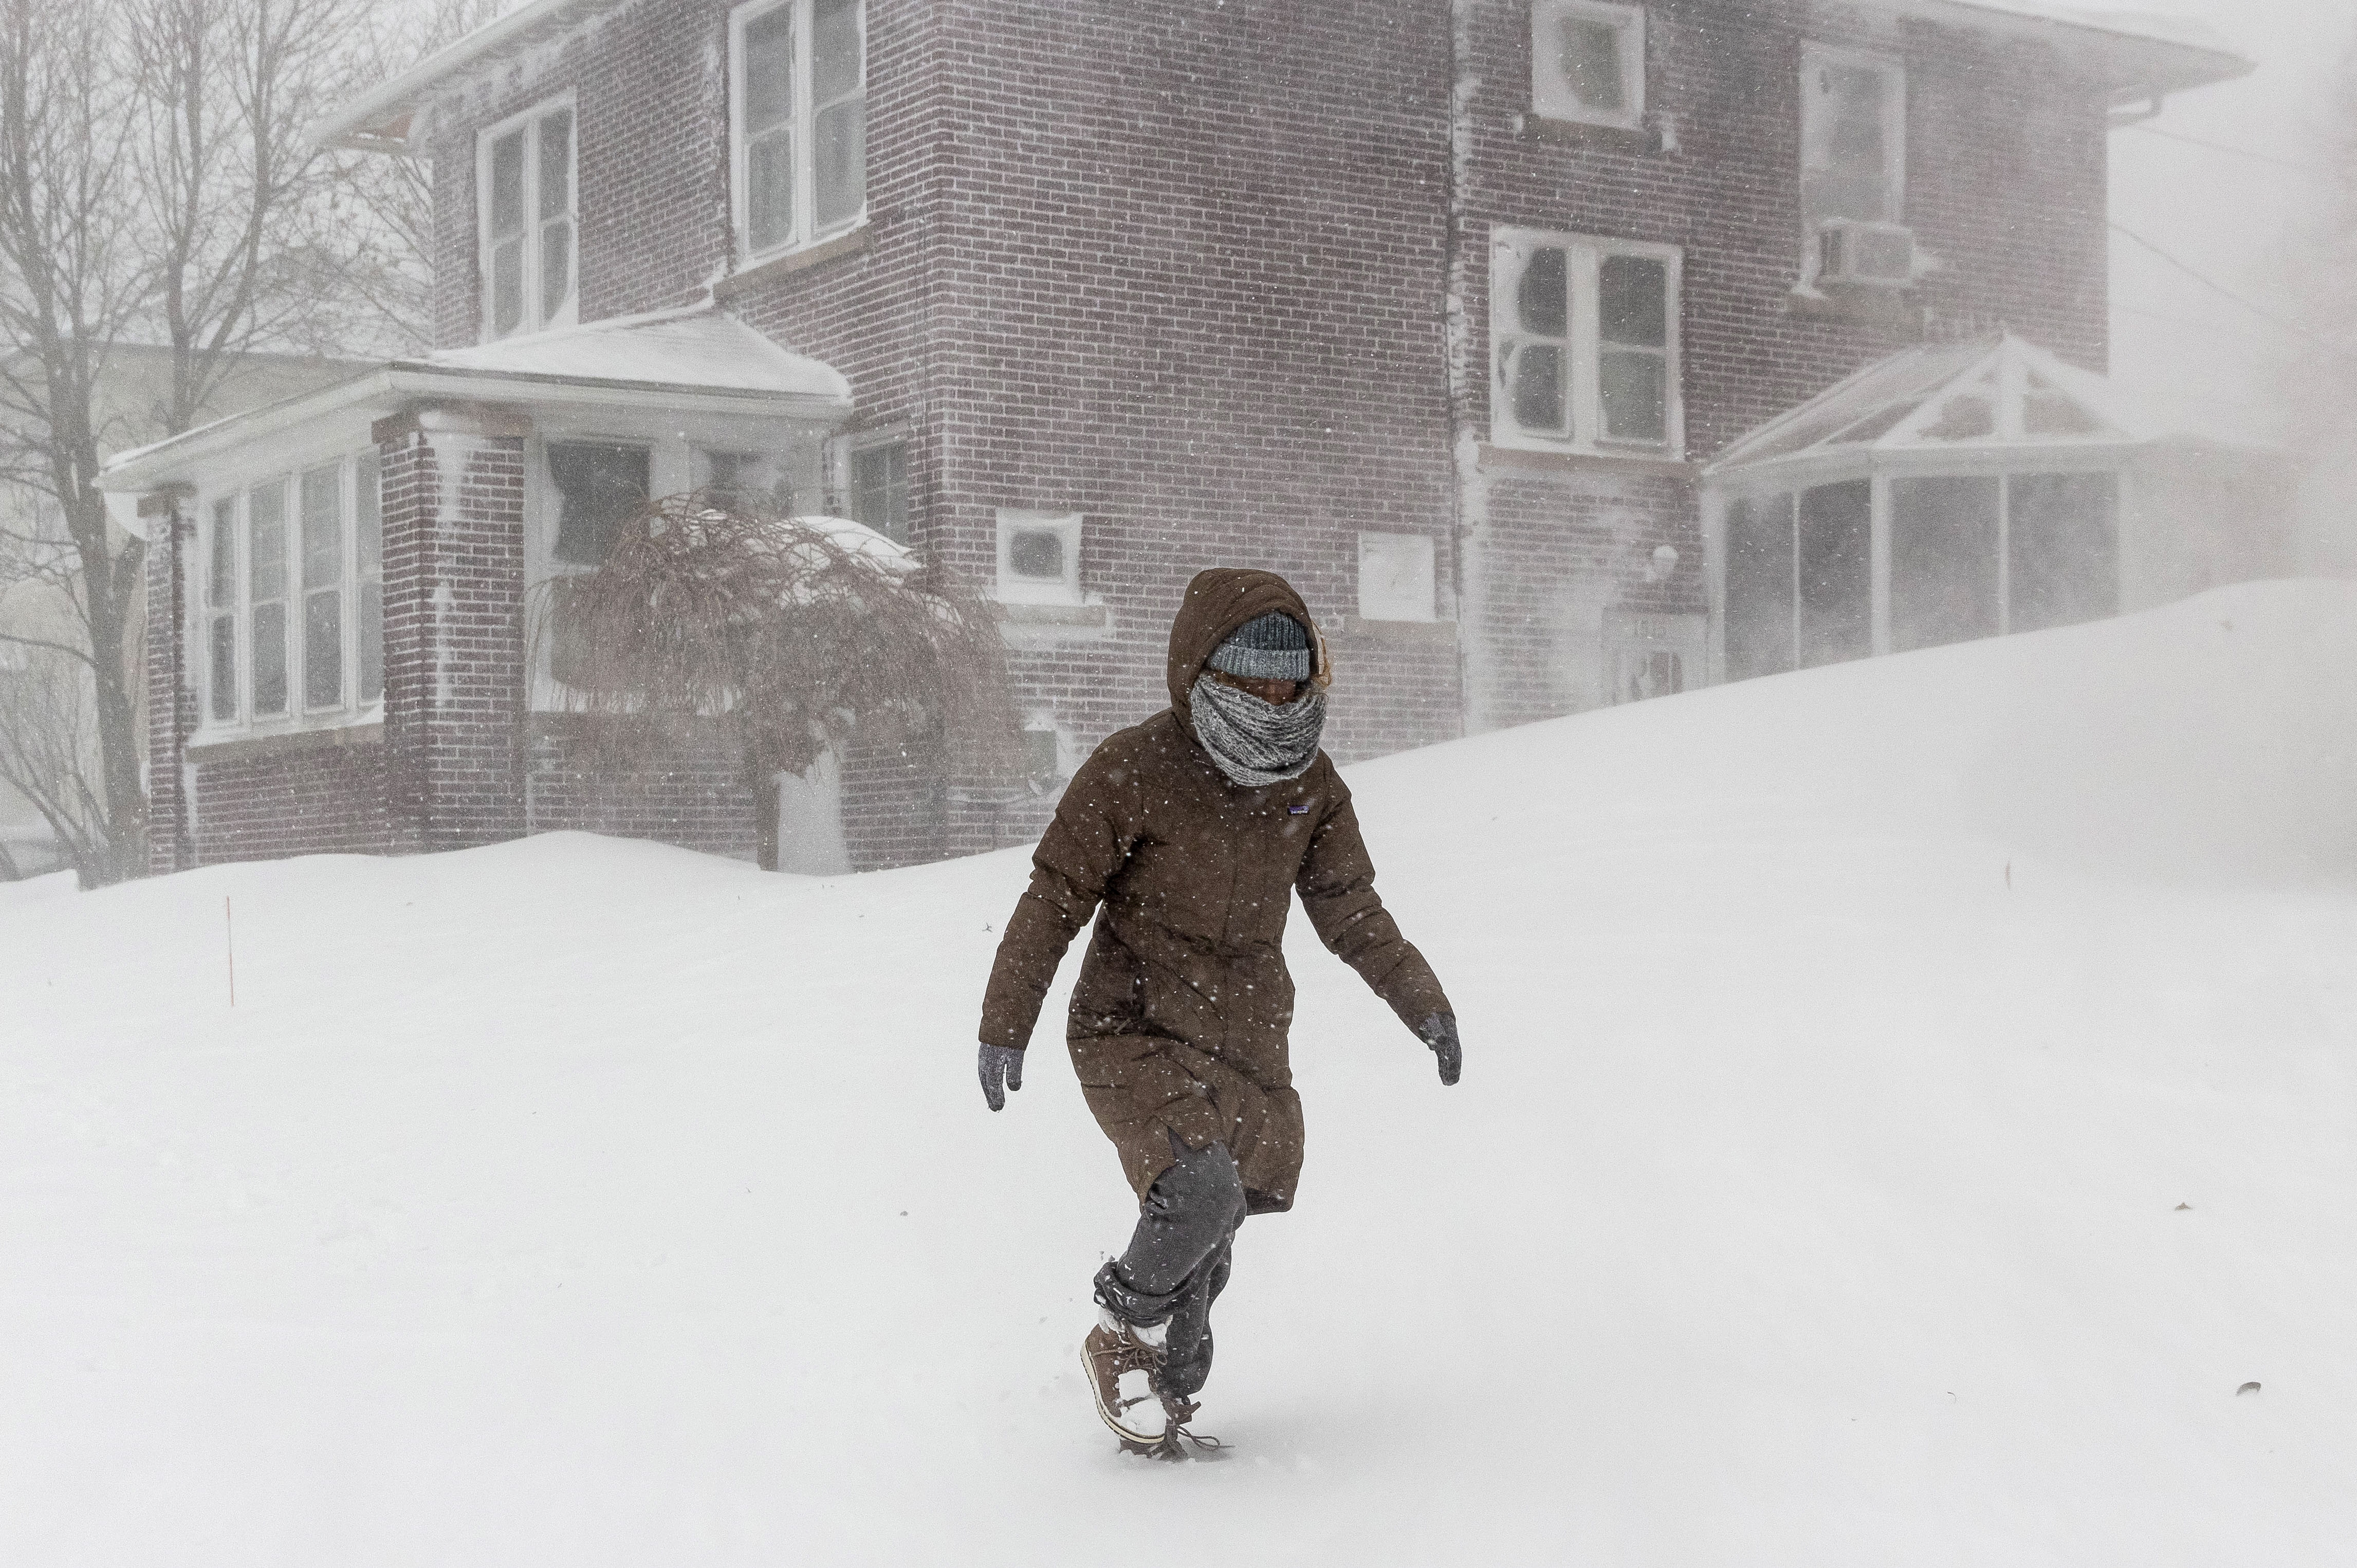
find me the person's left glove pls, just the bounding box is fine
[1416,1012,1462,1086]
[978,1042,1025,1111]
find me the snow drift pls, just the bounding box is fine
[2,581,2352,1565]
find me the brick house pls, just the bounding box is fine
[100,0,2251,875]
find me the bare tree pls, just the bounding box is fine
[0,0,149,883]
[0,0,405,882]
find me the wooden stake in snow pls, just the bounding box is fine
[225,896,236,1008]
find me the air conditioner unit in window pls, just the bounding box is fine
[1818,219,1916,289]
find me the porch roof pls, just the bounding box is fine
[1701,334,2263,490]
[100,308,852,494]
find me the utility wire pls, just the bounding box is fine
[2107,222,2333,348]
[2121,121,2318,174]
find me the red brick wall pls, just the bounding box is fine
[379,420,529,853]
[370,0,2123,869]
[524,717,757,856]
[143,501,194,874]
[1447,0,2114,726]
[186,741,393,864]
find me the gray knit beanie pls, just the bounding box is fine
[1207,612,1312,682]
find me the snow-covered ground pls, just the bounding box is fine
[4,582,2353,1565]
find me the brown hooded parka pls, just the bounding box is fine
[978,568,1451,1213]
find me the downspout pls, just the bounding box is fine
[1443,0,1490,736]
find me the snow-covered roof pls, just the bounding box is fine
[311,0,2248,155]
[100,307,852,493]
[1704,334,2270,486]
[309,0,632,152]
[1875,1,2250,96]
[406,306,850,402]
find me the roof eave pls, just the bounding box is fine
[1869,0,2254,96]
[305,0,627,154]
[99,364,852,492]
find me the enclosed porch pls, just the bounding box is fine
[1701,335,2293,683]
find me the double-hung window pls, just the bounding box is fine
[731,0,867,262]
[1491,229,1682,455]
[1800,45,1906,283]
[1530,0,1645,130]
[478,98,577,340]
[196,453,384,731]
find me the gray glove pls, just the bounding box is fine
[1416,1013,1462,1086]
[978,1043,1025,1111]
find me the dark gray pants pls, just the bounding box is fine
[1091,1138,1248,1400]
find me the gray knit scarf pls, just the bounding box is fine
[1189,674,1328,787]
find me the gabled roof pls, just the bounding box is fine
[100,307,851,492]
[1704,334,2251,483]
[414,306,851,400]
[309,0,2250,155]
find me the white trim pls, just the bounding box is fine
[1489,227,1684,458]
[1529,0,1646,131]
[475,93,580,343]
[729,0,868,268]
[100,359,851,493]
[994,510,1084,606]
[190,449,384,744]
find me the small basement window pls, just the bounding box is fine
[995,510,1083,605]
[1531,0,1645,130]
[1021,721,1061,782]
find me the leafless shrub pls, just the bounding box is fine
[534,492,1021,857]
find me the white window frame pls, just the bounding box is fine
[729,0,868,266]
[1530,0,1646,131]
[1490,228,1684,457]
[993,510,1084,606]
[475,93,579,343]
[192,453,383,739]
[1798,43,1906,285]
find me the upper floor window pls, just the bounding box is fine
[731,0,867,263]
[478,99,577,341]
[1800,45,1906,285]
[197,452,383,732]
[1490,229,1682,455]
[1531,0,1644,130]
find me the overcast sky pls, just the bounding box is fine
[2105,0,2352,440]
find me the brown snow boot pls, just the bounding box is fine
[1082,1310,1174,1454]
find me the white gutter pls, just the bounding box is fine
[1865,0,2251,92]
[305,0,630,152]
[100,362,852,492]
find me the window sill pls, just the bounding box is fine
[1786,283,1920,330]
[187,718,384,762]
[1479,443,1698,478]
[1514,112,1654,154]
[1334,616,1457,643]
[995,602,1107,628]
[713,224,873,301]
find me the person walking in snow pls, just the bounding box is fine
[974,566,1461,1456]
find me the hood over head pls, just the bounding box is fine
[1166,567,1331,730]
